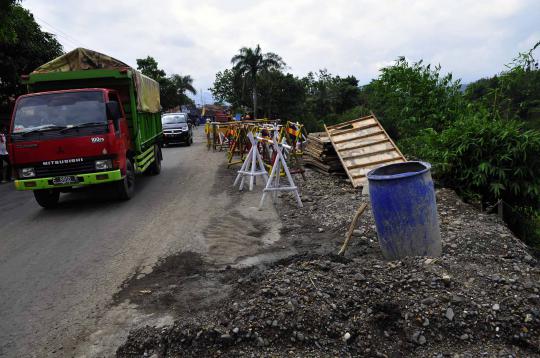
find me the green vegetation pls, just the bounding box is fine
[465,42,540,129]
[231,45,285,119]
[407,113,540,206]
[211,42,540,250]
[0,1,63,120]
[0,3,198,118]
[362,58,464,139]
[136,56,196,110]
[2,3,538,249]
[364,44,540,250]
[210,48,363,132]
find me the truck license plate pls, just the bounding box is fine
[52,176,79,185]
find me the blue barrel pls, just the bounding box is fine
[367,161,441,260]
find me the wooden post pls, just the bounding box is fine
[212,122,217,151]
[338,203,368,256]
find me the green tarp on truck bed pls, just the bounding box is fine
[32,47,161,113]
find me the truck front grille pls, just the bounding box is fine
[34,161,97,178]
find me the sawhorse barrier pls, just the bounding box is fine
[259,132,303,209]
[233,132,268,191]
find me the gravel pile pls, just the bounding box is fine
[293,170,363,230]
[117,170,540,357]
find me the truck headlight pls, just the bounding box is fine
[95,159,112,170]
[19,167,36,178]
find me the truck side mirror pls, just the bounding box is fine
[106,101,122,131]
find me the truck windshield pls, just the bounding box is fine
[162,114,187,124]
[12,91,106,134]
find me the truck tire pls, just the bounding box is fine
[148,145,161,175]
[34,189,60,209]
[117,159,135,200]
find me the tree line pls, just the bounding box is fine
[0,0,63,122]
[0,1,196,121]
[135,56,196,110]
[214,43,540,250]
[210,46,362,131]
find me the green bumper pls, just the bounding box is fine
[14,169,123,191]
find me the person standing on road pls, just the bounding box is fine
[0,126,9,183]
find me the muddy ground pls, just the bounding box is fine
[111,163,324,319]
[115,169,540,357]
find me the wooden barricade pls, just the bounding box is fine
[324,114,405,187]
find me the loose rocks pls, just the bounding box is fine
[117,169,540,358]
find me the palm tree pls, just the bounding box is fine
[160,74,197,110]
[170,74,197,96]
[231,44,284,119]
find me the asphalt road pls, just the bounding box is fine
[0,127,267,357]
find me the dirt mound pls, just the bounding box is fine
[117,252,540,357]
[117,170,540,357]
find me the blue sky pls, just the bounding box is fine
[24,0,540,105]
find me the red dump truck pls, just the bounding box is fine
[8,48,163,208]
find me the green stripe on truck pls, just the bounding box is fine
[135,146,155,173]
[14,169,123,191]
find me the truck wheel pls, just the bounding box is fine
[117,159,135,200]
[148,145,161,175]
[34,189,60,209]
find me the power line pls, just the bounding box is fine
[34,16,86,49]
[35,16,85,47]
[37,23,80,49]
[35,20,81,49]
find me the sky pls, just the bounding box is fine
[24,0,540,106]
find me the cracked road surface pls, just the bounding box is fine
[0,128,281,357]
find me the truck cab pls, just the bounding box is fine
[9,48,163,208]
[10,88,134,206]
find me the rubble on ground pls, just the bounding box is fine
[117,170,540,357]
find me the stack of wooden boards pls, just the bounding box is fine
[324,114,406,188]
[303,132,345,175]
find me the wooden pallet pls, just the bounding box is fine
[324,114,406,188]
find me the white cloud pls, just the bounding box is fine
[25,0,540,103]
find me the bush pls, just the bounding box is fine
[322,106,371,127]
[299,113,323,133]
[363,57,464,139]
[412,113,540,203]
[505,206,540,251]
[403,112,540,250]
[407,111,540,209]
[465,41,540,129]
